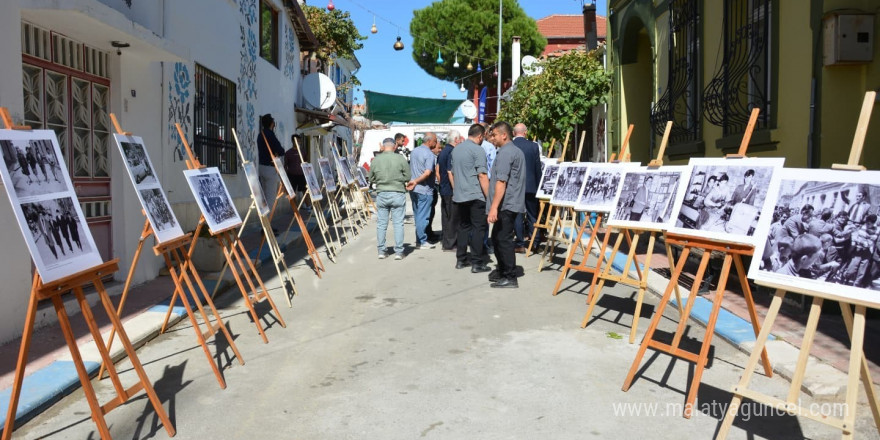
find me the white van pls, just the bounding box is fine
[356,124,470,171]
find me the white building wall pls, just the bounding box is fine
[0,0,306,343]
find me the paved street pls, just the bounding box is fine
[11,215,880,439]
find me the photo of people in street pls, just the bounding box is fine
[301,163,324,201]
[750,169,880,305]
[609,166,690,230]
[184,167,242,233]
[338,156,355,186]
[318,158,338,191]
[21,197,92,266]
[537,162,560,199]
[574,162,640,213]
[550,163,589,206]
[671,157,784,247]
[140,188,179,233]
[0,137,68,198]
[119,140,158,185]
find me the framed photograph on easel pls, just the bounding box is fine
[183,167,242,232]
[608,166,692,230]
[536,161,561,199]
[301,163,324,201]
[574,162,641,212]
[0,130,103,282]
[318,157,338,191]
[242,162,271,216]
[550,163,590,207]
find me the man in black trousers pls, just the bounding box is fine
[512,123,542,253]
[450,124,491,272]
[487,121,526,288]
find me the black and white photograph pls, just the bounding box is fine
[0,130,102,282]
[183,167,242,233]
[274,156,296,199]
[243,162,270,217]
[550,163,590,207]
[0,137,68,198]
[670,157,784,247]
[750,168,880,307]
[574,162,640,213]
[301,163,324,201]
[118,138,158,186]
[356,168,369,189]
[338,157,355,186]
[318,158,338,191]
[537,162,561,199]
[140,188,181,236]
[608,166,691,230]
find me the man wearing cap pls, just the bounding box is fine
[369,138,412,260]
[257,114,286,205]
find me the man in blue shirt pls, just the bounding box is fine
[438,130,462,251]
[407,133,438,249]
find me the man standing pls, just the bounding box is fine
[486,121,526,288]
[369,138,411,260]
[438,130,462,251]
[451,124,490,271]
[407,132,437,249]
[848,189,871,226]
[256,114,285,219]
[629,176,653,221]
[511,123,542,253]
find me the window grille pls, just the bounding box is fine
[194,65,238,174]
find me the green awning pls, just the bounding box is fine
[364,90,462,124]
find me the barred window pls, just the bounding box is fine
[194,64,237,174]
[703,0,776,140]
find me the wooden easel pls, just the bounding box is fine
[716,92,880,439]
[170,123,286,344]
[580,122,683,344]
[229,128,299,306]
[551,125,636,296]
[538,131,588,271]
[621,109,772,418]
[527,131,571,256]
[1,109,175,440]
[292,138,340,261]
[97,114,244,389]
[314,145,353,246]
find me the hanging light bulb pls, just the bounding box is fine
[477,62,482,72]
[436,50,444,64]
[371,16,377,34]
[442,89,447,98]
[393,36,404,51]
[453,53,459,69]
[327,0,335,11]
[421,49,427,59]
[460,81,466,92]
[493,66,498,78]
[479,73,484,86]
[466,60,473,71]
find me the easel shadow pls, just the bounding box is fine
[627,327,715,397]
[586,291,657,331]
[131,360,193,439]
[697,383,805,439]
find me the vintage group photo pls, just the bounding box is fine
[301,163,324,201]
[750,169,880,305]
[140,188,179,233]
[537,162,560,199]
[318,158,338,191]
[0,137,68,198]
[610,167,689,229]
[184,168,241,232]
[119,139,158,186]
[551,163,589,206]
[21,197,95,268]
[575,162,638,213]
[671,158,784,246]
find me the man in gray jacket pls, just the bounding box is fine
[369,138,412,260]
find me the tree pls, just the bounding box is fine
[410,0,546,88]
[497,49,611,146]
[304,5,367,90]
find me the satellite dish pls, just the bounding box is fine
[521,55,543,76]
[459,100,477,119]
[302,72,337,110]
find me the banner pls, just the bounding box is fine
[479,87,487,123]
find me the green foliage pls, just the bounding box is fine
[497,49,611,142]
[410,0,546,86]
[304,5,367,93]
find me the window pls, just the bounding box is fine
[260,1,278,66]
[194,64,238,174]
[703,0,776,140]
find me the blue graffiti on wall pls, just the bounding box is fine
[237,0,258,163]
[283,24,296,79]
[167,62,192,162]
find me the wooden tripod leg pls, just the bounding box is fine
[93,279,176,437]
[662,233,684,315]
[234,237,286,328]
[683,254,734,419]
[840,303,880,434]
[538,207,562,272]
[733,254,772,377]
[716,289,786,440]
[172,248,245,366]
[552,215,590,295]
[622,246,692,392]
[217,234,269,343]
[293,207,325,274]
[842,304,868,439]
[2,278,40,440]
[72,287,128,398]
[670,252,712,351]
[581,230,626,328]
[527,200,546,257]
[788,296,823,403]
[629,231,657,344]
[623,229,645,282]
[587,220,613,303]
[50,295,112,439]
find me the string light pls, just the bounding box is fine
[370,15,377,33]
[453,53,459,68]
[466,61,473,71]
[436,50,444,64]
[327,0,335,11]
[460,82,465,92]
[393,36,404,51]
[477,62,482,72]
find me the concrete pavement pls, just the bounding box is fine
[6,209,879,439]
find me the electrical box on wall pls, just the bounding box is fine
[823,13,874,65]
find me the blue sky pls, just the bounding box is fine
[325,0,608,105]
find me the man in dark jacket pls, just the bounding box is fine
[256,114,285,202]
[512,123,542,252]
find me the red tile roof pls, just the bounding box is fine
[536,14,606,39]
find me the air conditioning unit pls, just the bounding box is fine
[823,13,874,65]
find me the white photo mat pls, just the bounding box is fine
[536,161,561,199]
[113,134,185,243]
[668,157,785,247]
[183,167,242,233]
[550,163,590,207]
[273,156,295,199]
[0,129,103,282]
[749,168,880,308]
[301,163,324,201]
[242,162,270,216]
[607,165,692,230]
[574,162,641,212]
[317,158,338,191]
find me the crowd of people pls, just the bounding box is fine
[761,187,880,290]
[368,122,541,288]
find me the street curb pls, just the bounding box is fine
[0,217,318,431]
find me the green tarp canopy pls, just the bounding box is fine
[364,90,462,124]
